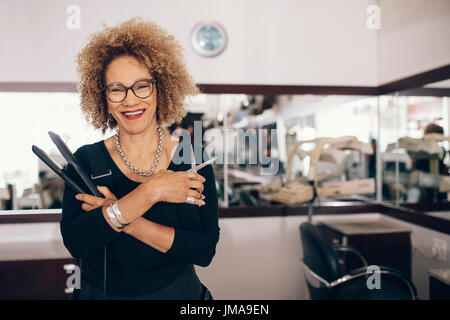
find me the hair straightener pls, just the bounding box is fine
[32,131,102,197]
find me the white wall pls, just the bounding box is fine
[377,0,450,84]
[0,1,448,87]
[0,0,378,86]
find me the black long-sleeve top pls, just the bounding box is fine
[60,139,220,297]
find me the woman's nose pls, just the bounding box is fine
[122,88,140,106]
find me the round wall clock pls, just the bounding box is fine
[190,21,227,57]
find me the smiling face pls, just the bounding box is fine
[104,55,158,135]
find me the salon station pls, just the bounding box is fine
[0,0,449,300]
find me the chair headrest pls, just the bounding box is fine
[300,222,341,282]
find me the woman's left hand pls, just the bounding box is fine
[75,186,117,212]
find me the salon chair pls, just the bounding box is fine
[299,222,417,300]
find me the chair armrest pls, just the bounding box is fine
[302,261,333,289]
[330,266,417,299]
[332,244,368,268]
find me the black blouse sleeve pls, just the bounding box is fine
[59,146,120,259]
[164,148,220,267]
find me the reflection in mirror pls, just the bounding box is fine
[184,94,379,208]
[0,91,379,210]
[380,77,450,205]
[0,92,109,211]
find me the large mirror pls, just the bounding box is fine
[380,78,450,207]
[377,77,450,221]
[0,91,379,210]
[2,84,449,212]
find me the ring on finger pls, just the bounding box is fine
[186,196,196,204]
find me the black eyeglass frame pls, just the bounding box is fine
[102,78,157,103]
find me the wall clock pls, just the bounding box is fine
[190,21,227,57]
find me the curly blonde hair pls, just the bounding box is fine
[76,17,199,133]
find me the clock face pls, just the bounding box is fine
[191,22,227,57]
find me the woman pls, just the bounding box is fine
[60,18,220,300]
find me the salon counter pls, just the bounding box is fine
[0,220,75,299]
[0,240,71,262]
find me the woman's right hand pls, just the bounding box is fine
[145,169,206,206]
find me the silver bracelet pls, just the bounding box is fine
[106,204,124,230]
[112,201,129,226]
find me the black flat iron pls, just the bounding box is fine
[32,131,102,197]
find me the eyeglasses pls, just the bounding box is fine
[102,78,156,103]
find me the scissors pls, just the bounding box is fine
[187,145,217,173]
[32,131,102,197]
[187,145,217,198]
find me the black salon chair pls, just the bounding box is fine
[299,221,418,300]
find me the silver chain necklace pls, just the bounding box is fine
[114,124,164,177]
